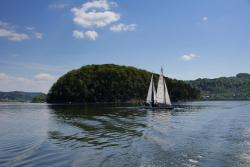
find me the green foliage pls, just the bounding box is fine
[31,94,47,103]
[0,91,45,102]
[188,73,250,99]
[47,64,200,103]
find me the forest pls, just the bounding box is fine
[47,64,200,103]
[0,91,45,102]
[188,73,250,99]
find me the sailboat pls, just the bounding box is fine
[144,67,173,109]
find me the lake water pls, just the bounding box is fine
[0,101,250,167]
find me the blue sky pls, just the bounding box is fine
[0,0,250,92]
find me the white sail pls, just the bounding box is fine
[163,77,171,105]
[146,75,153,103]
[156,74,165,104]
[156,68,171,105]
[146,75,156,103]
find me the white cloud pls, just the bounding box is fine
[181,53,197,61]
[0,27,29,42]
[109,1,118,7]
[35,73,56,81]
[49,3,69,9]
[203,16,208,21]
[81,0,110,10]
[26,26,35,30]
[85,30,98,40]
[0,60,71,73]
[110,23,136,32]
[0,21,44,41]
[0,73,58,93]
[0,73,9,80]
[71,0,120,28]
[72,30,98,40]
[72,30,85,39]
[0,21,9,28]
[34,32,43,39]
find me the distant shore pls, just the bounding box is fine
[1,99,250,105]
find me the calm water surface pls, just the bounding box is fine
[0,101,250,167]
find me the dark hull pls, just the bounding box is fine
[141,105,174,110]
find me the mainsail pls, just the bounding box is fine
[156,68,171,105]
[146,75,156,103]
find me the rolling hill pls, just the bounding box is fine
[188,73,250,100]
[0,91,46,102]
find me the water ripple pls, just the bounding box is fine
[1,102,250,166]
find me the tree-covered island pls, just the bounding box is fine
[47,64,200,103]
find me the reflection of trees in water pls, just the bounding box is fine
[48,105,147,149]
